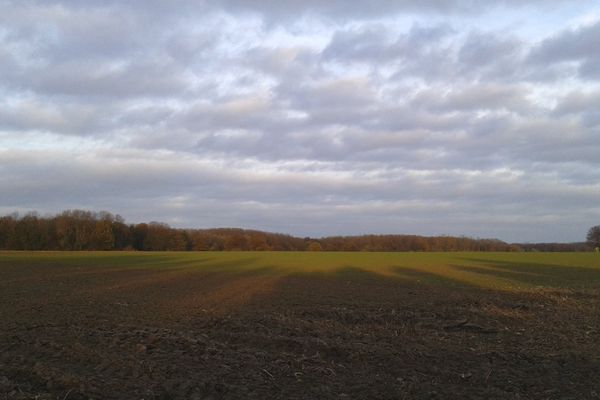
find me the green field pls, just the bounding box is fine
[2,250,599,291]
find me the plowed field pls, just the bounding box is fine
[1,252,599,399]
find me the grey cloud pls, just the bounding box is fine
[322,24,524,83]
[529,20,600,80]
[284,78,377,111]
[554,89,600,115]
[498,118,598,164]
[323,27,400,62]
[459,32,520,67]
[24,60,192,98]
[581,112,600,128]
[217,0,579,21]
[1,146,596,241]
[246,46,321,77]
[530,20,600,63]
[370,105,469,133]
[554,90,600,129]
[0,100,114,135]
[411,84,533,114]
[17,0,580,19]
[0,2,221,100]
[180,96,299,134]
[0,3,145,62]
[166,29,222,65]
[323,23,454,64]
[40,9,144,62]
[580,57,600,80]
[457,31,523,80]
[0,51,20,92]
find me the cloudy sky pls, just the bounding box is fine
[1,0,599,242]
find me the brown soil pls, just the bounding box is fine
[1,263,599,399]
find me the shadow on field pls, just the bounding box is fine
[454,257,600,288]
[0,254,218,282]
[389,266,471,288]
[3,254,600,400]
[76,256,275,306]
[291,265,474,289]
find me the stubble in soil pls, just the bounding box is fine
[1,260,599,399]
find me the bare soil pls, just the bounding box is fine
[1,261,599,399]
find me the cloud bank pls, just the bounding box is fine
[1,0,599,242]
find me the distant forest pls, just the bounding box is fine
[0,210,590,252]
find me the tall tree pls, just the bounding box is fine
[91,220,115,250]
[0,214,17,249]
[587,225,600,250]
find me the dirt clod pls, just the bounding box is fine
[1,261,599,399]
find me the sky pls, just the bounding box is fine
[1,0,600,242]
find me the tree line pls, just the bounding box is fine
[0,210,591,252]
